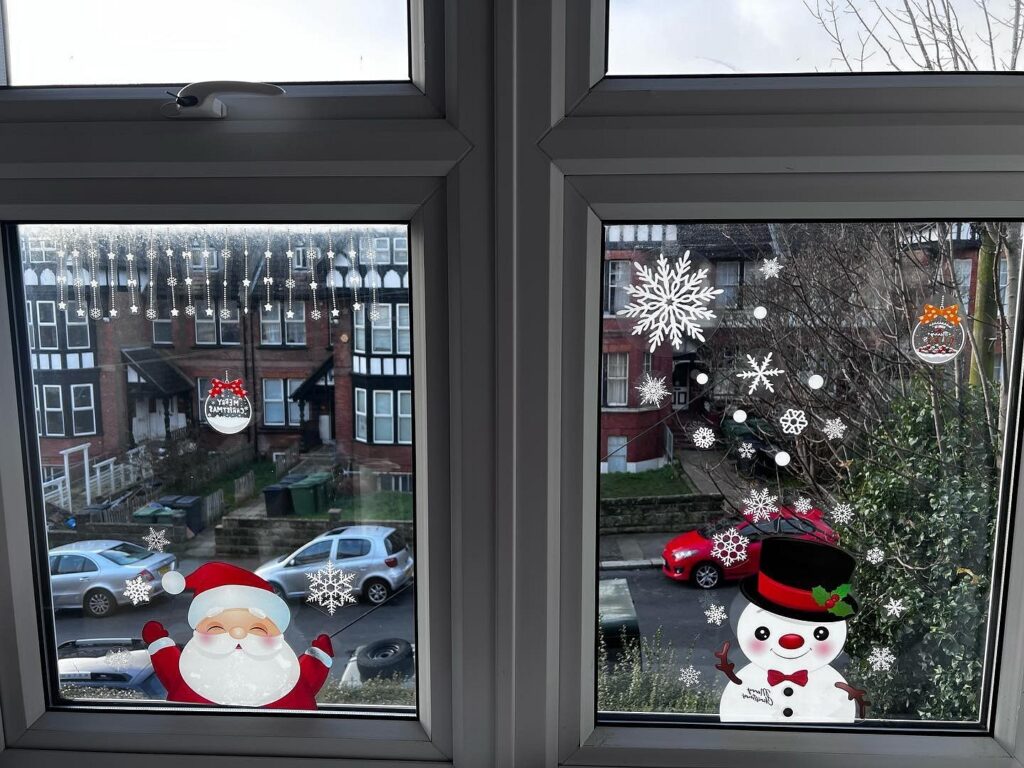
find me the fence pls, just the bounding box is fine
[203,489,225,525]
[273,445,300,477]
[233,470,255,503]
[177,445,252,493]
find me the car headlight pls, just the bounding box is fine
[672,549,698,561]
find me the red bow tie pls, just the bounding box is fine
[767,669,808,687]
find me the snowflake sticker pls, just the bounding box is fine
[143,527,170,553]
[866,547,885,565]
[123,576,152,606]
[759,257,783,280]
[636,373,670,406]
[692,426,715,449]
[867,646,896,672]
[832,503,854,525]
[617,251,723,352]
[736,353,785,395]
[705,603,728,626]
[779,408,808,435]
[678,664,702,687]
[823,418,847,441]
[306,560,357,616]
[711,527,749,567]
[793,497,813,515]
[742,487,778,523]
[105,648,133,672]
[883,598,906,618]
[738,442,755,460]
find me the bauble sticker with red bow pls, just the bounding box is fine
[204,376,253,435]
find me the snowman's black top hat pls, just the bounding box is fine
[740,537,860,623]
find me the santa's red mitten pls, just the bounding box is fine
[312,634,334,658]
[142,620,169,645]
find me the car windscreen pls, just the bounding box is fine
[98,543,151,565]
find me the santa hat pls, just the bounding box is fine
[162,562,290,632]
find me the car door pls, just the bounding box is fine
[335,537,374,588]
[279,539,334,597]
[50,554,99,608]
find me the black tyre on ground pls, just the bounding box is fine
[356,637,414,680]
[691,562,721,589]
[84,588,117,618]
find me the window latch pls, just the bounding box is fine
[160,80,286,119]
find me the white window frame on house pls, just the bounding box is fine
[353,304,366,354]
[398,389,413,444]
[261,378,286,426]
[372,389,394,444]
[25,237,58,263]
[602,351,628,407]
[25,301,33,350]
[287,378,303,426]
[603,259,629,315]
[371,303,393,353]
[393,236,409,264]
[373,236,392,264]
[196,377,212,423]
[63,301,90,350]
[284,301,306,346]
[216,302,241,345]
[69,383,96,436]
[260,301,282,345]
[354,386,368,443]
[35,300,58,350]
[194,309,217,345]
[33,384,41,436]
[152,316,172,344]
[41,384,63,436]
[397,302,412,354]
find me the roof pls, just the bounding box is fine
[673,223,774,252]
[318,525,394,539]
[51,540,127,553]
[121,347,193,396]
[291,356,334,401]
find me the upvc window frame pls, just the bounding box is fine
[371,302,394,354]
[34,299,57,350]
[40,383,63,437]
[354,386,368,443]
[69,382,96,437]
[261,377,286,427]
[373,389,395,444]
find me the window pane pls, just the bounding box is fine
[5,0,410,86]
[15,223,416,713]
[596,220,1017,728]
[607,0,1017,75]
[372,304,393,353]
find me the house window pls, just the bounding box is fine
[396,303,411,354]
[196,377,212,423]
[195,311,217,345]
[642,352,652,375]
[604,260,630,314]
[262,378,286,426]
[152,319,172,344]
[717,260,741,308]
[220,303,240,345]
[354,387,367,442]
[373,390,394,443]
[293,245,317,270]
[260,303,282,344]
[26,302,34,351]
[373,236,391,264]
[353,305,366,353]
[602,352,628,407]
[371,304,393,353]
[188,247,219,271]
[287,379,303,426]
[398,390,413,444]
[41,385,63,436]
[35,301,58,349]
[64,301,90,349]
[70,384,96,436]
[285,302,306,345]
[393,236,409,265]
[26,237,58,263]
[954,258,973,310]
[1000,257,1009,306]
[34,385,41,436]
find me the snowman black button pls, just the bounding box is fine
[783,687,794,697]
[783,708,793,717]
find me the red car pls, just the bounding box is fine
[662,508,839,589]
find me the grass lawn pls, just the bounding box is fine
[170,460,277,509]
[601,465,693,499]
[302,491,414,522]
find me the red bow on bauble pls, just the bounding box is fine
[767,669,808,687]
[210,378,247,398]
[919,304,960,326]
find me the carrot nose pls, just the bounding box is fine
[779,633,804,650]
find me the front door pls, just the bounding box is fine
[607,436,628,473]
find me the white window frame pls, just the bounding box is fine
[25,237,58,263]
[603,259,629,315]
[41,384,64,436]
[33,384,41,436]
[287,378,303,426]
[63,300,90,349]
[69,383,96,436]
[354,386,368,443]
[398,389,413,444]
[261,378,286,426]
[25,301,33,350]
[393,236,409,264]
[397,302,412,354]
[194,309,217,345]
[284,301,306,346]
[196,377,211,423]
[373,389,394,444]
[373,236,392,264]
[152,316,172,344]
[35,300,58,350]
[260,301,282,345]
[371,303,393,353]
[602,352,628,407]
[353,304,366,354]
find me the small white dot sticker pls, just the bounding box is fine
[733,409,747,423]
[753,306,768,320]
[696,372,709,385]
[775,451,791,467]
[808,374,825,390]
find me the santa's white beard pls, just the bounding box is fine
[179,631,301,707]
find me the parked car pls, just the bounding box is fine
[256,525,414,605]
[57,637,166,700]
[49,540,177,618]
[662,508,838,589]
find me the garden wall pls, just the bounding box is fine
[47,521,191,552]
[215,515,414,559]
[599,494,725,534]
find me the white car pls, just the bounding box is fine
[256,525,413,605]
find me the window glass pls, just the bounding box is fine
[606,0,1020,75]
[353,306,367,354]
[393,237,409,265]
[396,304,412,354]
[337,539,372,559]
[16,223,416,712]
[4,0,410,86]
[372,304,394,353]
[596,221,1017,728]
[605,261,630,314]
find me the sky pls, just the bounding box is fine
[607,0,1015,75]
[4,0,409,86]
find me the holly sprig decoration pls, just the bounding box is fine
[812,583,854,617]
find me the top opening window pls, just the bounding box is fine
[3,0,410,86]
[606,0,1023,76]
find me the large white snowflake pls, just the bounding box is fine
[866,547,885,565]
[883,598,906,618]
[143,527,169,553]
[823,418,848,441]
[711,527,749,567]
[736,353,785,395]
[692,426,716,449]
[738,442,755,459]
[104,648,133,672]
[760,257,784,280]
[742,487,778,523]
[617,251,723,352]
[793,497,813,515]
[306,560,357,616]
[636,373,670,406]
[779,408,808,435]
[867,646,896,672]
[832,503,855,525]
[678,664,702,687]
[123,576,152,606]
[705,603,728,626]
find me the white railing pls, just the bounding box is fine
[42,475,70,510]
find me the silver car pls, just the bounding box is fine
[256,525,414,605]
[58,637,166,701]
[49,540,177,618]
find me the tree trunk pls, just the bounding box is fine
[969,227,998,386]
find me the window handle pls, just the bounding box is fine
[161,81,286,120]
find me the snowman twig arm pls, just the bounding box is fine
[835,681,870,719]
[714,641,743,685]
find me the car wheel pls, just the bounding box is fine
[363,578,392,605]
[356,637,414,680]
[692,563,721,590]
[84,588,117,618]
